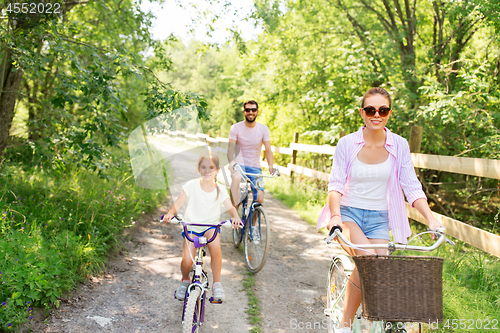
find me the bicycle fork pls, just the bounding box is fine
[180,246,208,323]
[178,239,223,323]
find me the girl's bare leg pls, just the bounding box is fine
[338,221,389,329]
[205,229,222,283]
[181,238,195,281]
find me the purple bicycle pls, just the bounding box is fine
[162,216,233,333]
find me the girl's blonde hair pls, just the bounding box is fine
[197,152,221,200]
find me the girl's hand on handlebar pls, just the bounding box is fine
[231,217,243,229]
[162,212,174,223]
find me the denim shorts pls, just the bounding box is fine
[340,205,390,240]
[241,165,264,192]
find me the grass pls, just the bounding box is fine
[0,149,165,330]
[242,270,262,333]
[266,175,325,227]
[267,174,500,332]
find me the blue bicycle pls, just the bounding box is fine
[232,163,279,273]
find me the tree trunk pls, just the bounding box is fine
[0,48,24,158]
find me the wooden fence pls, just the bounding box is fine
[159,130,500,258]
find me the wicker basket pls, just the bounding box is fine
[352,255,444,322]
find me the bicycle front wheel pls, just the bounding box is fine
[233,203,244,248]
[327,256,352,333]
[183,287,202,333]
[243,206,271,273]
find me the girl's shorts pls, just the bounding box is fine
[181,226,220,238]
[339,205,390,241]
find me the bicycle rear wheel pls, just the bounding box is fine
[243,206,271,273]
[183,287,202,333]
[233,203,244,248]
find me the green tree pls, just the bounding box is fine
[160,40,246,136]
[0,0,206,168]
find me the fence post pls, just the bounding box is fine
[409,126,423,178]
[290,132,299,184]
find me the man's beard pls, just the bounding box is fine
[245,115,256,123]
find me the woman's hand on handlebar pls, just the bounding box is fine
[326,215,343,232]
[428,216,444,239]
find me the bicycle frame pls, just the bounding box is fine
[233,163,278,243]
[235,173,259,243]
[164,217,232,330]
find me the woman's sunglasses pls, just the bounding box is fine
[363,106,391,117]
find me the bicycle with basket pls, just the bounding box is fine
[231,163,279,273]
[325,225,454,333]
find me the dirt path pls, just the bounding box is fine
[254,196,340,332]
[36,193,342,333]
[39,208,251,333]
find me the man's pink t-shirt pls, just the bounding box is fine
[228,122,270,168]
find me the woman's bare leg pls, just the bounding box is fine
[338,221,389,329]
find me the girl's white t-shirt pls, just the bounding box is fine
[340,156,392,210]
[182,178,230,233]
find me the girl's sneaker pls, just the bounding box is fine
[212,282,225,301]
[176,280,190,301]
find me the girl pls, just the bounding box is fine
[163,152,243,302]
[318,87,443,333]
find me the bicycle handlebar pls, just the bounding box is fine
[233,163,280,179]
[326,226,448,252]
[161,215,235,244]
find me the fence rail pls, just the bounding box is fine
[160,130,500,258]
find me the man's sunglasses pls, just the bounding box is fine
[362,106,391,117]
[244,108,258,113]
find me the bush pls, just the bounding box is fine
[0,152,164,329]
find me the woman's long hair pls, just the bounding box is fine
[197,152,221,201]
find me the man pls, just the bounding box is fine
[227,100,274,207]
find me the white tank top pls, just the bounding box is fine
[340,155,392,210]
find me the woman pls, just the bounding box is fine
[318,87,443,333]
